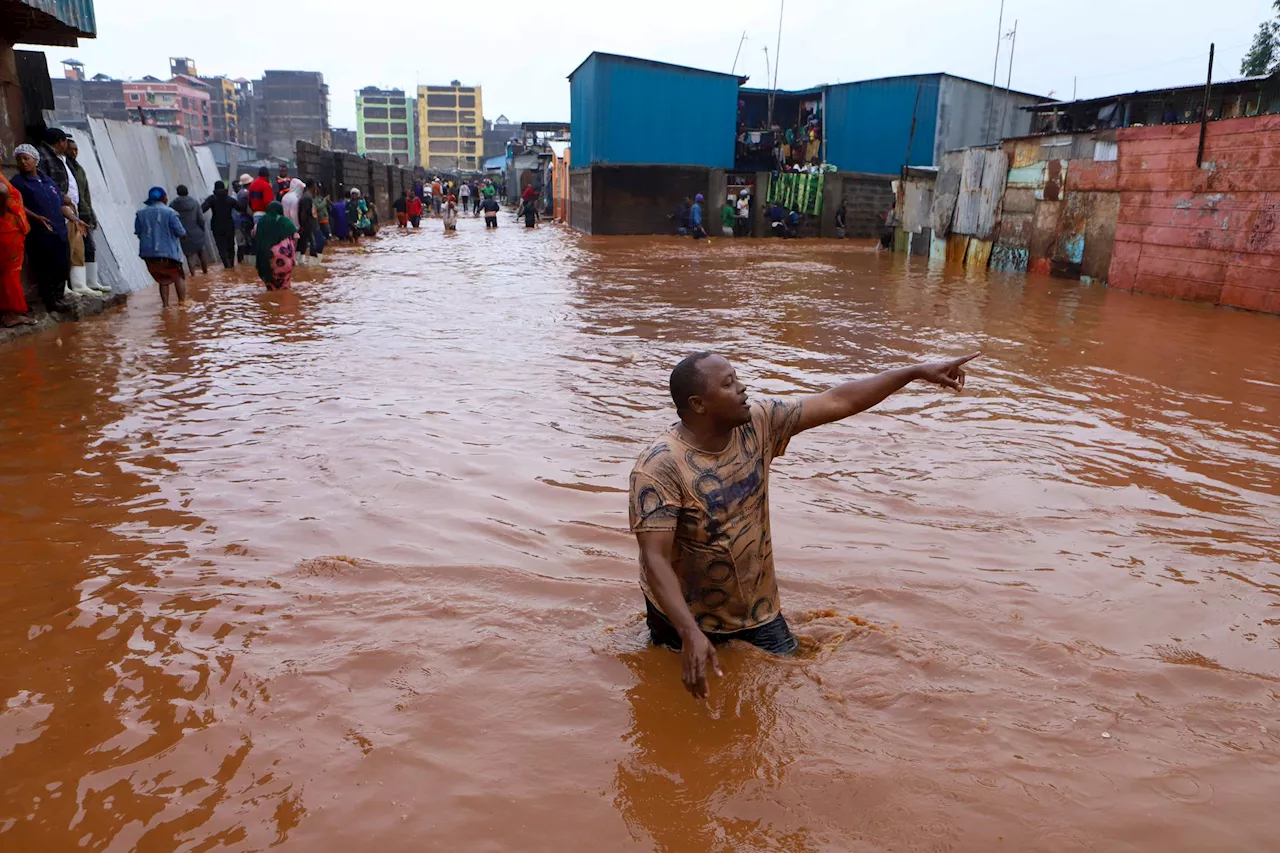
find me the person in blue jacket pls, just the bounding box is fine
[134,187,188,307]
[689,193,706,240]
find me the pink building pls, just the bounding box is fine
[121,75,212,142]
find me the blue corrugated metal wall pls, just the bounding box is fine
[569,55,600,167]
[825,75,941,175]
[571,55,738,168]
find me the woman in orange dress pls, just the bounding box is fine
[0,163,33,327]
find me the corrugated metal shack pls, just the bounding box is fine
[569,52,743,234]
[1025,73,1280,135]
[915,132,1123,277]
[902,111,1280,314]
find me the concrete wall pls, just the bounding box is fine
[826,172,895,239]
[295,140,415,226]
[569,164,719,235]
[1109,115,1280,312]
[569,168,592,233]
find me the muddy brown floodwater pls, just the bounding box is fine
[2,220,1279,852]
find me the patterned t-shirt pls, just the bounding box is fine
[629,398,804,633]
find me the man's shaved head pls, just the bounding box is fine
[669,352,715,412]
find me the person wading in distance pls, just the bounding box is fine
[629,351,980,699]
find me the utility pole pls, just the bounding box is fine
[1196,43,1215,167]
[767,0,785,129]
[731,31,748,76]
[764,46,773,127]
[996,20,1018,141]
[986,0,1006,144]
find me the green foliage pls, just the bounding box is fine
[1241,5,1280,76]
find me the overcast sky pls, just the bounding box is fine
[25,0,1274,128]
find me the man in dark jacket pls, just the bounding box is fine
[202,181,243,269]
[65,135,111,295]
[169,185,208,275]
[297,180,318,263]
[36,127,71,195]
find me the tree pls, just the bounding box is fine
[1241,1,1280,76]
[1241,22,1278,75]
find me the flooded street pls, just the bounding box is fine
[2,219,1279,852]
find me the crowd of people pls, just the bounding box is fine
[3,136,545,322]
[669,187,866,242]
[391,176,504,234]
[674,189,753,240]
[1,129,111,327]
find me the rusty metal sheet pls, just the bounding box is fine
[1001,187,1038,215]
[996,212,1033,249]
[1008,162,1047,189]
[929,152,964,235]
[952,149,1007,240]
[1082,193,1120,282]
[1010,139,1043,169]
[1030,200,1063,259]
[901,177,935,234]
[1040,160,1067,201]
[1050,192,1090,279]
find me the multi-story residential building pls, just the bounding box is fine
[52,59,128,127]
[122,74,212,141]
[253,70,330,161]
[232,78,256,149]
[356,86,414,165]
[416,81,483,172]
[483,114,521,160]
[197,74,242,144]
[331,127,358,153]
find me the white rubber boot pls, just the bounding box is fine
[69,266,96,296]
[86,262,109,294]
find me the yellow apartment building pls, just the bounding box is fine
[416,81,484,172]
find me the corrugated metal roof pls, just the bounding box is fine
[21,0,96,31]
[567,51,748,85]
[1028,73,1275,110]
[9,0,97,43]
[747,72,1047,101]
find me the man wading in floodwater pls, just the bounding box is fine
[629,351,979,698]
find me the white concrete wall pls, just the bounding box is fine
[76,119,221,295]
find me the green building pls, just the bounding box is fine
[356,86,415,166]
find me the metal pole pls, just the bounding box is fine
[774,0,785,91]
[903,77,925,180]
[996,21,1018,140]
[1196,43,1215,168]
[986,0,1005,144]
[767,0,785,129]
[731,31,748,76]
[764,47,773,128]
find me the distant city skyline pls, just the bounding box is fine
[21,0,1265,130]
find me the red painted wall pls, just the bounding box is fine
[1109,115,1280,313]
